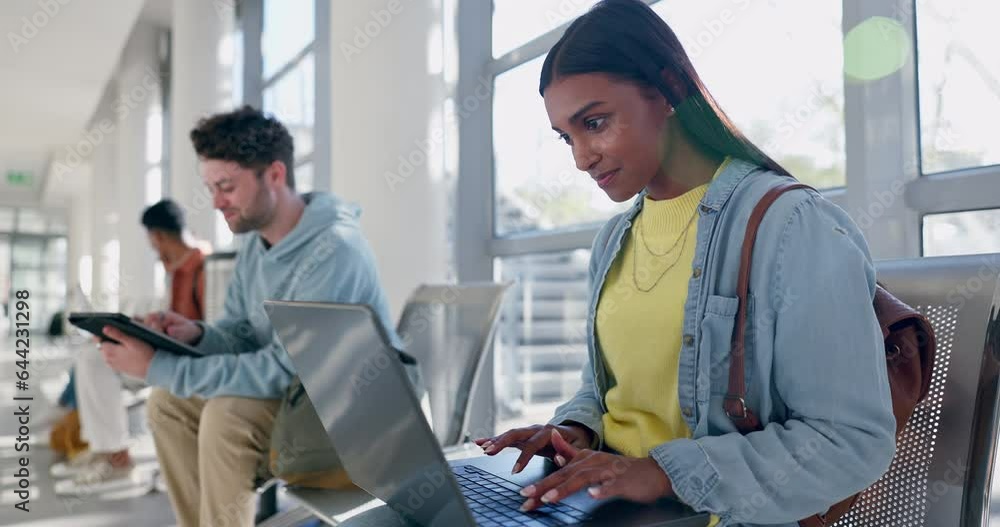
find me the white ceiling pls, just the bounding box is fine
[0,0,149,205]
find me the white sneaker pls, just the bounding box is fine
[55,458,137,496]
[50,450,97,478]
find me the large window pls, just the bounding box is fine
[653,0,845,189]
[923,209,1000,257]
[493,1,845,239]
[916,0,1000,174]
[492,0,599,58]
[494,56,630,236]
[494,249,591,431]
[0,207,68,335]
[260,0,317,192]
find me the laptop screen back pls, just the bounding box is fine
[265,301,474,526]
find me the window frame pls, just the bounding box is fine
[239,0,330,193]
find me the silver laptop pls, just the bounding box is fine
[265,300,710,527]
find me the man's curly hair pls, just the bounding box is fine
[190,105,296,189]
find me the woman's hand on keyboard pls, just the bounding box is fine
[517,429,674,512]
[474,423,594,475]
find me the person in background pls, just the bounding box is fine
[141,199,206,322]
[59,199,205,492]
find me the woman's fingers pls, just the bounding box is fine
[520,451,604,510]
[550,429,581,460]
[511,428,554,474]
[481,427,533,455]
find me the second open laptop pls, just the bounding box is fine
[265,299,709,527]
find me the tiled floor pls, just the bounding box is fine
[0,338,176,526]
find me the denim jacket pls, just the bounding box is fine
[549,159,896,526]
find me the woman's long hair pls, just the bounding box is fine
[540,0,789,176]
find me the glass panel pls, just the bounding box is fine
[263,53,315,157]
[12,269,43,292]
[922,209,1000,257]
[653,1,845,189]
[154,262,166,303]
[146,108,163,164]
[494,249,591,431]
[47,237,67,264]
[0,208,14,231]
[215,215,235,251]
[12,238,43,267]
[492,0,600,58]
[262,0,315,78]
[17,209,46,234]
[228,26,244,106]
[917,0,1000,173]
[45,270,66,297]
[146,167,163,206]
[295,161,314,193]
[48,215,67,235]
[494,55,631,236]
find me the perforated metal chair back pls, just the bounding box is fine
[831,254,1000,526]
[396,282,511,447]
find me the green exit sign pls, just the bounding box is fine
[6,170,33,186]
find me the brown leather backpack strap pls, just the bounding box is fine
[726,181,813,434]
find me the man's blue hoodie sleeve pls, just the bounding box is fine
[146,231,388,399]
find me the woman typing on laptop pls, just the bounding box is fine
[476,1,896,526]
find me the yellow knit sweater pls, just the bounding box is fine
[597,160,729,525]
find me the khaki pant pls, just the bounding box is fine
[147,388,279,527]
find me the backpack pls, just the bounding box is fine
[264,375,354,489]
[727,181,936,526]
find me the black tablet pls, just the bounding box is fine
[68,312,204,357]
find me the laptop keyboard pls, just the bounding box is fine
[454,465,590,526]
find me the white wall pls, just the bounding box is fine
[327,0,450,318]
[169,0,235,247]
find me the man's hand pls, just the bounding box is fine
[518,430,674,512]
[144,311,202,344]
[100,326,156,379]
[475,422,594,475]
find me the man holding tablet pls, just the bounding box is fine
[98,106,400,527]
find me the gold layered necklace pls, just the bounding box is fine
[631,206,699,293]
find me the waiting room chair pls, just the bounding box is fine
[830,254,1000,526]
[396,282,511,447]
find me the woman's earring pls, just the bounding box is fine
[666,105,676,116]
